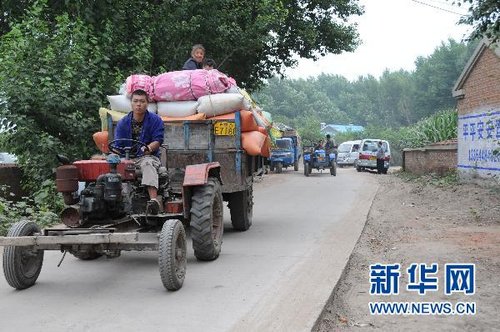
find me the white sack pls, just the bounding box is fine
[107,95,157,113]
[197,93,251,117]
[157,101,199,117]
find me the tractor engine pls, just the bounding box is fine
[79,171,125,221]
[56,155,136,227]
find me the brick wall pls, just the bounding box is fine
[455,43,500,184]
[403,147,457,175]
[457,47,500,115]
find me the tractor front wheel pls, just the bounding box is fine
[159,219,187,291]
[190,177,224,261]
[3,221,44,290]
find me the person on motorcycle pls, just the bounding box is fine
[114,89,164,214]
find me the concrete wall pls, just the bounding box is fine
[403,145,457,175]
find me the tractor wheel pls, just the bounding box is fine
[3,221,44,290]
[356,165,362,172]
[294,160,299,171]
[304,163,310,177]
[330,163,337,176]
[158,219,187,291]
[190,177,224,261]
[71,250,103,260]
[276,162,283,173]
[228,186,253,231]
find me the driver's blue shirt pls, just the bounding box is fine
[115,111,164,158]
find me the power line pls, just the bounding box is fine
[410,0,468,16]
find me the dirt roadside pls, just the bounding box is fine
[314,171,500,331]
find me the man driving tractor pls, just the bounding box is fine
[114,89,164,214]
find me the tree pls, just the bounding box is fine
[451,0,499,42]
[0,0,363,198]
[0,0,363,91]
[256,38,476,136]
[412,39,476,120]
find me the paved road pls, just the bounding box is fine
[0,167,378,332]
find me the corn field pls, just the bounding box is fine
[399,109,458,148]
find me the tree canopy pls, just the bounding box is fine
[0,0,362,195]
[0,0,362,90]
[450,0,500,43]
[254,39,478,131]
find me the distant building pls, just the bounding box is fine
[320,122,364,136]
[452,38,500,184]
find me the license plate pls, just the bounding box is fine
[370,156,376,160]
[214,122,236,136]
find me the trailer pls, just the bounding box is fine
[160,114,262,231]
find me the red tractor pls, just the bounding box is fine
[1,138,224,291]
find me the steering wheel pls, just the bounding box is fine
[108,138,149,159]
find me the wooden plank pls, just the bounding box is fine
[0,232,159,247]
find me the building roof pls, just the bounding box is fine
[321,124,364,134]
[453,38,500,98]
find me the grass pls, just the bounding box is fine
[396,169,460,187]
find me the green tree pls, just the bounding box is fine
[450,0,500,42]
[0,0,363,199]
[256,38,476,135]
[0,0,362,91]
[412,39,474,120]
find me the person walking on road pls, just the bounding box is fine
[376,141,385,174]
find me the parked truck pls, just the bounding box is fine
[0,112,262,291]
[269,129,301,173]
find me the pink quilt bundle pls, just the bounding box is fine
[153,69,235,102]
[125,74,154,99]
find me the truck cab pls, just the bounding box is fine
[270,138,294,173]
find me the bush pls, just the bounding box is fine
[0,182,62,236]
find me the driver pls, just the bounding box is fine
[114,89,164,214]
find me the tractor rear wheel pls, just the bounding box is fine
[158,219,186,291]
[304,163,310,177]
[190,177,224,261]
[228,186,253,231]
[3,221,44,290]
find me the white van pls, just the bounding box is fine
[355,139,391,173]
[337,140,361,167]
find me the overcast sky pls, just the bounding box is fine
[285,0,473,81]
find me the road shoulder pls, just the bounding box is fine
[314,173,500,331]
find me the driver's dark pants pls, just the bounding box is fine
[135,156,161,188]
